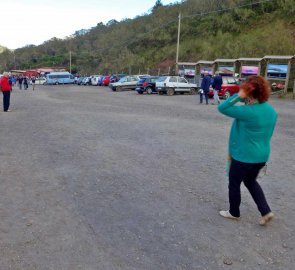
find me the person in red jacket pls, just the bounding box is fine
[0,72,12,112]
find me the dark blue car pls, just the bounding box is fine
[135,76,159,94]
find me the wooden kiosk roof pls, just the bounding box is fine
[263,55,295,60]
[196,60,215,65]
[237,57,263,62]
[214,59,237,63]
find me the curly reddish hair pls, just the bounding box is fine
[240,75,271,102]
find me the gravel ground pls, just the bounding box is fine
[0,85,294,270]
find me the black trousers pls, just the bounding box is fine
[2,91,10,111]
[229,158,271,217]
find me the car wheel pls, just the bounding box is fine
[55,81,59,85]
[146,87,153,95]
[190,88,197,95]
[223,90,231,100]
[166,88,175,96]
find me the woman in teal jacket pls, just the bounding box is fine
[218,76,277,225]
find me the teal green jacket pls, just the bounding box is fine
[218,94,277,163]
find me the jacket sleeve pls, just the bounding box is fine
[218,94,252,120]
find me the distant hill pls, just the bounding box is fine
[0,45,7,54]
[0,0,294,74]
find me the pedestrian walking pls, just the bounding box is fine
[31,76,36,90]
[200,71,211,105]
[218,75,277,225]
[18,76,23,90]
[211,71,222,105]
[0,72,12,112]
[23,77,28,90]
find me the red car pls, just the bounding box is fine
[208,76,240,99]
[102,76,110,86]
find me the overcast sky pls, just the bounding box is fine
[1,0,177,49]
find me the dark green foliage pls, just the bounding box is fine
[0,0,294,74]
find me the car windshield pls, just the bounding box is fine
[118,77,126,82]
[157,76,167,82]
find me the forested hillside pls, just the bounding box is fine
[0,46,7,54]
[0,0,294,74]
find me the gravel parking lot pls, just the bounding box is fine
[1,85,294,270]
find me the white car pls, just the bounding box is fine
[156,76,198,95]
[31,77,46,85]
[91,75,103,86]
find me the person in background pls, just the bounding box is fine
[200,71,211,105]
[12,76,17,86]
[23,77,28,90]
[211,71,222,105]
[218,75,277,226]
[31,76,36,90]
[18,76,23,90]
[8,75,13,87]
[0,72,12,112]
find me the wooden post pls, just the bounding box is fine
[285,60,291,95]
[175,13,181,75]
[264,60,269,79]
[194,65,197,84]
[258,61,262,76]
[233,61,237,77]
[214,63,218,75]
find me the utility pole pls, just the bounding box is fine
[13,51,16,69]
[69,51,72,73]
[175,13,181,75]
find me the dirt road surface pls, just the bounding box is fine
[1,85,294,269]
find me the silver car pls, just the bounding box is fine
[111,75,149,91]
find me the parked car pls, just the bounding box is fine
[208,76,240,99]
[31,77,46,85]
[77,77,85,85]
[110,74,126,83]
[110,75,143,91]
[155,76,198,96]
[98,76,105,86]
[82,77,91,85]
[91,75,102,86]
[135,76,159,94]
[102,76,110,86]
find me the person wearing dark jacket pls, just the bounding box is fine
[211,71,222,105]
[200,71,211,104]
[0,72,12,112]
[18,76,23,90]
[23,77,28,90]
